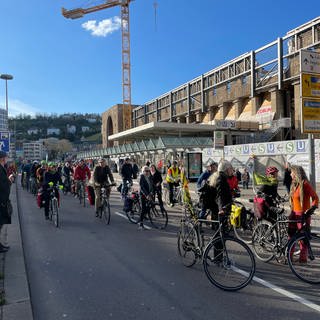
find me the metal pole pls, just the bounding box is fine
[308,133,316,191]
[5,79,8,113]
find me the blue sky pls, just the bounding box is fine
[1,0,319,117]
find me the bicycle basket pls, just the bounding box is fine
[230,204,242,227]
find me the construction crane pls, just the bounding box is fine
[62,0,133,114]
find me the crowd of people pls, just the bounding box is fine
[1,151,319,263]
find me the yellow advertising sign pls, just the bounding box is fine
[301,98,320,133]
[301,73,320,98]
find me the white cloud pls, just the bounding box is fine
[2,98,41,117]
[81,16,121,37]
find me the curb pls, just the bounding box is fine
[2,183,33,320]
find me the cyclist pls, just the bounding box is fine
[92,158,115,217]
[120,157,134,195]
[257,166,283,221]
[62,162,73,193]
[36,160,47,187]
[138,166,153,229]
[288,165,318,262]
[165,160,180,207]
[150,163,165,211]
[21,160,31,190]
[42,162,62,220]
[74,159,91,198]
[197,161,218,219]
[30,160,40,193]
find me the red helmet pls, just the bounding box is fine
[266,166,279,175]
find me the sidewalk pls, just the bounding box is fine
[0,183,33,320]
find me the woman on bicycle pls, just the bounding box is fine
[138,166,153,229]
[150,164,164,212]
[42,162,62,220]
[288,165,318,262]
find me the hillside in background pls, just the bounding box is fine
[8,113,102,143]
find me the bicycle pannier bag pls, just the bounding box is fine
[253,195,268,219]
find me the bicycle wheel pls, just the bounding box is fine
[203,236,256,291]
[287,233,320,284]
[252,220,276,262]
[177,220,200,267]
[126,199,140,224]
[82,185,86,207]
[148,204,168,229]
[52,198,59,228]
[102,200,111,225]
[233,211,257,244]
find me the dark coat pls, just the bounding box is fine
[0,164,12,225]
[139,174,153,197]
[216,172,233,212]
[121,163,134,181]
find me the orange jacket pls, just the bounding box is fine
[290,180,318,213]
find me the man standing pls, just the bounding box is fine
[0,151,14,252]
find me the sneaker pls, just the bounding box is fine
[168,203,174,208]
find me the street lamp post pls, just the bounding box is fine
[0,74,13,113]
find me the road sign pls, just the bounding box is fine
[301,98,320,133]
[0,131,9,152]
[301,49,320,73]
[301,73,320,98]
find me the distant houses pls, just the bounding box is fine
[47,128,60,135]
[27,128,39,135]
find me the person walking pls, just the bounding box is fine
[288,165,318,262]
[0,151,15,252]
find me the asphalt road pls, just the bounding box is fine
[17,185,320,320]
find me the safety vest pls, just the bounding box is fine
[166,166,180,183]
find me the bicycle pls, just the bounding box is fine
[252,206,320,284]
[30,177,38,196]
[178,202,256,291]
[96,183,116,225]
[77,180,86,207]
[146,197,168,230]
[163,182,182,207]
[48,182,63,228]
[122,180,141,224]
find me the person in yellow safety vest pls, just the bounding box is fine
[166,160,180,207]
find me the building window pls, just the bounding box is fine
[213,87,217,96]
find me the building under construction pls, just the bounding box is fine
[85,16,320,161]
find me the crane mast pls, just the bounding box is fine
[62,0,132,114]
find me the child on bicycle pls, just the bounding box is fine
[288,165,318,262]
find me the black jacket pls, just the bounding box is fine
[121,163,134,180]
[93,165,114,185]
[139,174,153,197]
[151,170,162,189]
[0,164,11,225]
[216,172,233,212]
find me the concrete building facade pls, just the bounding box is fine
[101,17,320,149]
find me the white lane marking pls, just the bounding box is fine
[234,266,320,313]
[253,275,320,313]
[114,211,152,230]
